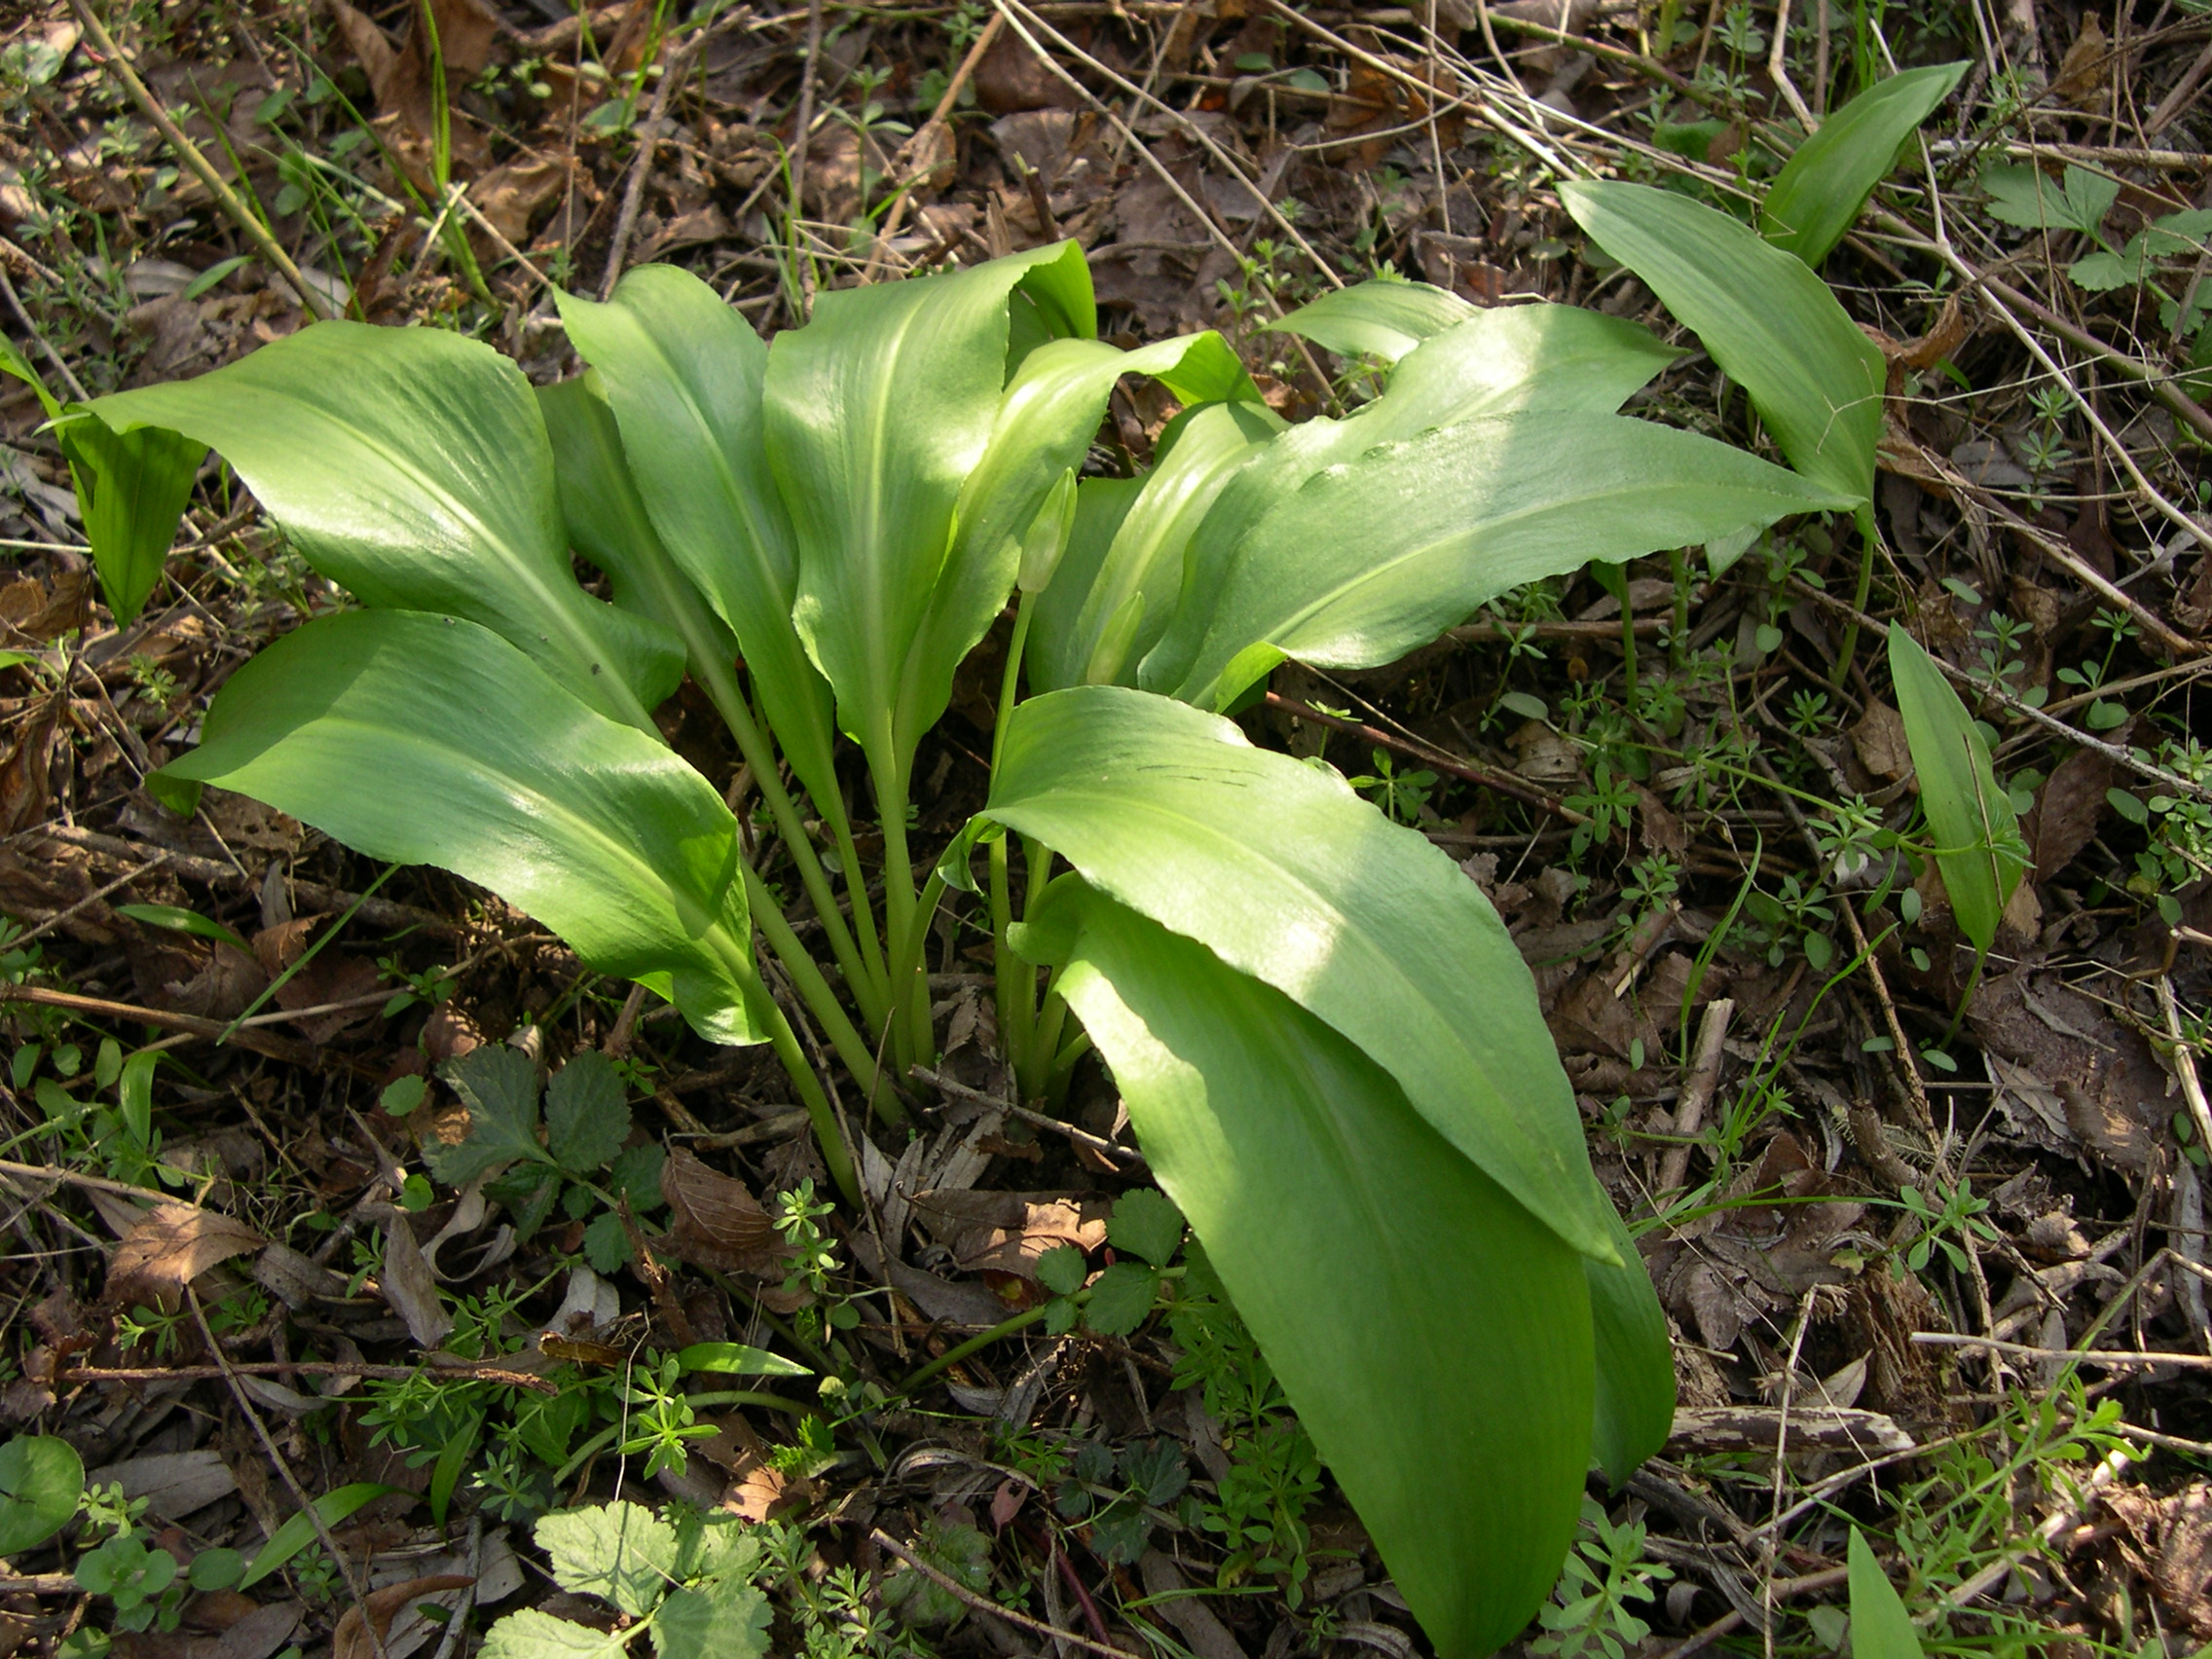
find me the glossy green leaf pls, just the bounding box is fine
[675,1344,812,1378]
[764,242,1090,774]
[987,683,1613,1261]
[1847,1528,1923,1659]
[55,412,204,627]
[1040,892,1591,1658]
[150,609,764,1045]
[1885,625,2024,954]
[1562,179,1886,504]
[552,268,839,809]
[1760,62,1968,265]
[241,1482,407,1587]
[536,376,737,663]
[1153,410,1853,709]
[114,902,250,954]
[1372,303,1680,426]
[1265,277,1474,362]
[916,326,1258,729]
[92,322,681,730]
[1030,399,1281,692]
[0,1435,84,1556]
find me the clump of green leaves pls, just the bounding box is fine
[1052,1438,1191,1565]
[1530,1498,1673,1659]
[1034,1188,1187,1337]
[426,1046,665,1272]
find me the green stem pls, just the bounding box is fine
[1831,502,1878,689]
[871,746,933,1070]
[743,864,906,1127]
[692,645,886,1029]
[1018,985,1071,1103]
[989,599,1041,1079]
[892,1304,1049,1396]
[823,794,888,993]
[737,960,860,1208]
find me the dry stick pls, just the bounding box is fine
[1656,997,1734,1196]
[53,1357,559,1389]
[868,1529,1144,1659]
[788,0,828,317]
[1654,1567,1850,1659]
[187,1286,392,1659]
[1766,0,1818,130]
[1912,1331,2212,1370]
[65,0,329,319]
[0,983,321,1066]
[9,853,167,947]
[0,1573,77,1596]
[994,0,1345,290]
[911,1064,1146,1167]
[0,1157,206,1201]
[862,11,1007,280]
[1263,691,1589,826]
[601,34,702,299]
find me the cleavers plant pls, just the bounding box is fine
[78,186,1888,1650]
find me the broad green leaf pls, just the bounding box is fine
[1042,893,1591,1659]
[536,376,738,663]
[241,1483,407,1587]
[1154,410,1853,709]
[1032,400,1281,692]
[916,328,1257,733]
[114,902,250,954]
[1980,162,2118,239]
[1586,1200,1674,1486]
[0,334,59,418]
[1561,179,1886,505]
[481,1610,637,1659]
[986,683,1613,1261]
[92,322,681,730]
[552,269,840,812]
[150,610,763,1045]
[1081,1261,1162,1335]
[538,1500,680,1617]
[1760,62,1968,265]
[763,242,1088,775]
[0,1435,84,1556]
[1027,476,1139,693]
[1266,277,1474,362]
[1847,1528,1924,1659]
[1885,625,2024,953]
[655,1575,772,1659]
[428,1047,546,1184]
[675,1343,811,1378]
[547,1050,630,1174]
[55,412,204,627]
[1106,1188,1185,1267]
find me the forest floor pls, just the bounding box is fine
[4,0,2212,1655]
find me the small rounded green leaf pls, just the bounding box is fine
[0,1435,85,1556]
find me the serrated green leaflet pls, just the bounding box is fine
[547,1051,631,1173]
[538,1500,681,1617]
[1886,625,2025,954]
[987,683,1614,1260]
[92,322,681,730]
[1106,1188,1185,1266]
[480,1608,637,1658]
[655,1575,772,1659]
[149,610,762,1045]
[1562,179,1886,505]
[1760,62,1968,265]
[428,1046,547,1185]
[1042,892,1592,1659]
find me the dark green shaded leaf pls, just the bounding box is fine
[0,1435,83,1556]
[655,1574,772,1659]
[1083,1262,1161,1335]
[547,1051,630,1174]
[1106,1188,1185,1267]
[428,1046,546,1185]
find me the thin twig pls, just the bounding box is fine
[64,0,329,318]
[1656,998,1734,1196]
[869,1529,1143,1659]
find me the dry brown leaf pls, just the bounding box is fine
[0,702,59,836]
[2049,14,2112,110]
[380,1211,455,1348]
[1851,699,1912,782]
[331,1575,474,1659]
[660,1149,778,1272]
[468,155,571,246]
[907,1189,1110,1279]
[2030,744,2113,881]
[2107,1482,2212,1637]
[108,1203,264,1310]
[0,569,91,640]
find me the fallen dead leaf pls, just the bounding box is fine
[107,1203,264,1311]
[379,1210,455,1348]
[2030,744,2114,881]
[331,1575,475,1659]
[1852,699,1912,782]
[907,1189,1110,1279]
[660,1149,778,1272]
[2107,1481,2212,1637]
[0,702,59,836]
